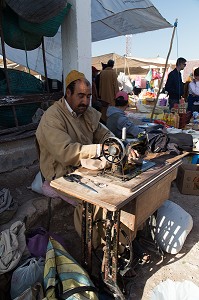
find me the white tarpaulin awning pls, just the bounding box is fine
[92,53,176,70]
[91,0,171,42]
[0,0,172,81]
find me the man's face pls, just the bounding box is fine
[180,62,186,71]
[66,80,91,115]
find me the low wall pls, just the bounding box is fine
[0,136,37,174]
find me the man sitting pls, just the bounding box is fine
[106,91,143,138]
[36,70,141,263]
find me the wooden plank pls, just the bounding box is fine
[50,176,131,212]
[50,155,182,211]
[0,92,63,106]
[74,155,183,194]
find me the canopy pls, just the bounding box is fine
[0,0,172,81]
[92,53,176,76]
[91,0,171,42]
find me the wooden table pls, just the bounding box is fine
[50,152,187,299]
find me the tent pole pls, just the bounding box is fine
[0,11,11,95]
[41,37,50,93]
[150,19,178,122]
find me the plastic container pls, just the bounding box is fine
[192,154,199,164]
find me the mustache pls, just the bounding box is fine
[78,104,88,108]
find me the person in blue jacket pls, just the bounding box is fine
[165,57,187,110]
[106,90,143,138]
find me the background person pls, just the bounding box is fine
[165,57,187,109]
[187,67,199,113]
[106,91,143,139]
[99,59,119,123]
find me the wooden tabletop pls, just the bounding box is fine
[50,152,187,211]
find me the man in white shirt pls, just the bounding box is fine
[188,67,199,112]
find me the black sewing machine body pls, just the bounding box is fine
[101,136,155,181]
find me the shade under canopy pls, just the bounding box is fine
[1,0,172,81]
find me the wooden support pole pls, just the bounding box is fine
[0,10,11,95]
[0,9,19,127]
[150,19,178,122]
[41,37,50,94]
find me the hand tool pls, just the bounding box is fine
[63,174,98,193]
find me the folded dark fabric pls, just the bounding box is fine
[168,133,193,152]
[147,130,169,153]
[147,130,193,154]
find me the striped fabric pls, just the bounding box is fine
[44,237,98,300]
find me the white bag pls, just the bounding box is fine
[31,171,44,195]
[155,200,193,254]
[151,279,199,300]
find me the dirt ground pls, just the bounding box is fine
[1,165,199,300]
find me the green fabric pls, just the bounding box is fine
[2,6,42,50]
[19,3,72,37]
[0,69,44,96]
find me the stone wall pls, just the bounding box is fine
[0,136,38,174]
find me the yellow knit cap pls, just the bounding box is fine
[65,70,85,88]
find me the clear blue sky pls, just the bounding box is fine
[92,0,199,61]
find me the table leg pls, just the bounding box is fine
[81,201,93,272]
[104,210,125,300]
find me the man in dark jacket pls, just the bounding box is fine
[165,57,187,109]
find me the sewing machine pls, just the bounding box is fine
[100,134,155,181]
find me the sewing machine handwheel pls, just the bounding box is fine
[101,137,126,164]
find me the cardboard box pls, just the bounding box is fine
[176,164,199,195]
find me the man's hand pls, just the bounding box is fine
[128,148,142,164]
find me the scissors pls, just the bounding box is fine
[63,174,98,193]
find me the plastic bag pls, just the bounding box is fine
[13,282,44,300]
[156,200,193,254]
[151,279,199,300]
[31,171,43,195]
[10,257,45,299]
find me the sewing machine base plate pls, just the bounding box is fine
[102,160,156,181]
